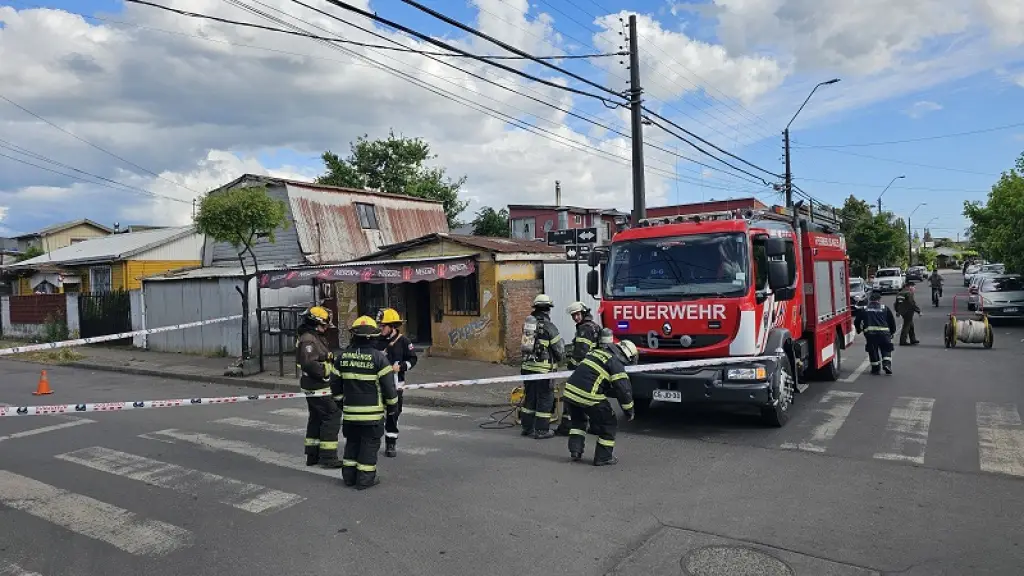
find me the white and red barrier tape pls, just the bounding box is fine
[0,355,777,417]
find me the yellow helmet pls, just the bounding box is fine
[377,308,403,325]
[350,315,381,337]
[305,306,333,326]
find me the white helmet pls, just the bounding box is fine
[566,301,589,316]
[617,339,639,364]
[533,294,553,309]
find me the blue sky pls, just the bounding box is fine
[1,0,1022,240]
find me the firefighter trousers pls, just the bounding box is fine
[566,401,618,463]
[865,333,893,373]
[304,395,341,464]
[342,421,384,488]
[384,388,404,444]
[520,376,554,433]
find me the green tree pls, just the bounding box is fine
[847,211,907,274]
[317,130,469,228]
[963,152,1024,273]
[919,247,938,269]
[471,206,510,237]
[194,185,289,260]
[15,245,44,261]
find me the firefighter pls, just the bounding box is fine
[895,281,921,346]
[296,306,343,468]
[375,307,418,458]
[555,301,601,436]
[854,290,897,375]
[333,316,399,489]
[563,332,638,466]
[520,294,565,440]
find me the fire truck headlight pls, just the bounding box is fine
[726,367,767,381]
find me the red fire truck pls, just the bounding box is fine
[584,201,854,427]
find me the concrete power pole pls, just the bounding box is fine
[627,14,646,225]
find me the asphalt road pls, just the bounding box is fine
[0,272,1021,576]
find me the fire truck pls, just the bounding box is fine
[584,201,854,427]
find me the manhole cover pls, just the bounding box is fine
[683,545,794,576]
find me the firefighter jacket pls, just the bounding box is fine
[894,287,920,316]
[567,315,601,369]
[378,332,418,383]
[563,346,634,411]
[854,301,897,337]
[296,327,337,395]
[333,343,399,424]
[522,312,564,374]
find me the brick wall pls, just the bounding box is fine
[499,278,543,364]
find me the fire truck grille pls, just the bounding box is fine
[621,334,728,349]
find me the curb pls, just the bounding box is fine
[62,361,510,409]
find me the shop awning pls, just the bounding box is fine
[258,255,477,289]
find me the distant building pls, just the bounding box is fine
[507,204,627,244]
[645,197,768,219]
[11,219,113,253]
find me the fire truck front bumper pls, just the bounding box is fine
[629,357,781,406]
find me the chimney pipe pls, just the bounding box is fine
[555,180,561,207]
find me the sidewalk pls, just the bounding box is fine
[61,346,521,408]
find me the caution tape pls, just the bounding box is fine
[0,314,245,357]
[0,354,777,417]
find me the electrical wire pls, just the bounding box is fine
[796,121,1024,148]
[792,145,1000,177]
[644,116,774,185]
[123,0,624,61]
[793,176,990,194]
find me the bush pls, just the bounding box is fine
[42,312,69,343]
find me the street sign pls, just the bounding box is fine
[575,227,598,244]
[564,244,591,260]
[546,229,576,246]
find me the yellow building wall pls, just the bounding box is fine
[496,262,541,281]
[124,260,201,290]
[429,259,503,362]
[111,262,127,291]
[17,277,30,295]
[41,224,110,251]
[391,240,479,259]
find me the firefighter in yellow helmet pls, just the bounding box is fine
[296,305,342,468]
[374,307,418,458]
[332,315,399,489]
[555,301,601,436]
[519,294,564,439]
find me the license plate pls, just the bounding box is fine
[1004,307,1019,313]
[653,389,682,403]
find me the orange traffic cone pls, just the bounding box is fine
[33,370,53,395]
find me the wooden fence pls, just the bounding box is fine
[9,294,66,324]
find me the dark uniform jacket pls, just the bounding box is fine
[522,311,564,374]
[296,327,335,392]
[854,301,897,336]
[333,343,399,424]
[563,346,635,412]
[378,332,418,383]
[567,315,601,370]
[895,288,920,316]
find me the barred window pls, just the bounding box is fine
[445,273,479,315]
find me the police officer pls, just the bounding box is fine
[375,308,418,458]
[555,301,601,436]
[520,294,564,440]
[563,331,638,466]
[895,281,921,346]
[296,306,342,468]
[333,316,399,489]
[854,290,897,375]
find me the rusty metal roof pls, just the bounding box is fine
[357,233,564,260]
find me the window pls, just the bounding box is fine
[355,203,379,229]
[357,283,387,316]
[574,214,582,225]
[89,266,112,293]
[446,273,480,315]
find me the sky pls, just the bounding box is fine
[1,0,1022,242]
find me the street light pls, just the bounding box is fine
[908,203,926,265]
[784,78,840,207]
[876,175,906,213]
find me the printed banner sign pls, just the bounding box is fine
[258,257,477,289]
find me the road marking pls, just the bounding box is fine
[0,419,95,443]
[401,407,466,418]
[839,358,870,383]
[269,408,309,419]
[873,397,934,464]
[0,559,42,576]
[0,470,193,556]
[213,417,305,435]
[55,446,304,514]
[142,429,340,477]
[977,402,1024,477]
[781,391,863,453]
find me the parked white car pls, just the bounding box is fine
[873,268,905,294]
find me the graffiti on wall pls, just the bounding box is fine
[448,313,493,347]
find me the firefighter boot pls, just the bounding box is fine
[385,438,397,458]
[593,456,619,467]
[306,454,319,466]
[883,359,893,375]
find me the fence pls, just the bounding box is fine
[542,262,602,339]
[1,294,68,339]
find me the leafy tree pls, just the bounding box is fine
[471,206,510,237]
[919,247,938,269]
[317,130,469,228]
[15,245,45,262]
[923,229,933,243]
[963,151,1024,273]
[838,195,906,274]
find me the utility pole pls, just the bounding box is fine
[877,197,882,214]
[627,14,646,224]
[784,129,792,207]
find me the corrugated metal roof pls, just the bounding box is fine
[13,218,114,239]
[5,227,197,269]
[358,233,564,260]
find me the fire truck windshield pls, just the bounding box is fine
[604,232,749,300]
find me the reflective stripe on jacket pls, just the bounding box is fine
[564,346,634,410]
[334,345,399,423]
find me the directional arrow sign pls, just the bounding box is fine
[546,229,576,246]
[565,245,580,260]
[575,227,598,244]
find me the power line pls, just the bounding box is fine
[644,116,773,186]
[795,145,1000,177]
[796,121,1024,148]
[793,176,990,194]
[123,0,624,61]
[0,93,200,196]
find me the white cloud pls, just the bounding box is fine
[976,0,1024,46]
[904,100,943,119]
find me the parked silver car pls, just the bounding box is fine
[849,277,868,310]
[969,274,1024,321]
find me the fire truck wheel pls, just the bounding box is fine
[761,357,794,428]
[816,336,842,382]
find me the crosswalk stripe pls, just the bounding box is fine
[0,419,95,443]
[839,358,870,383]
[213,417,305,435]
[269,408,308,419]
[0,470,193,556]
[873,397,934,464]
[55,447,304,514]
[401,407,466,418]
[977,402,1024,477]
[142,429,339,477]
[781,390,862,453]
[0,559,42,576]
